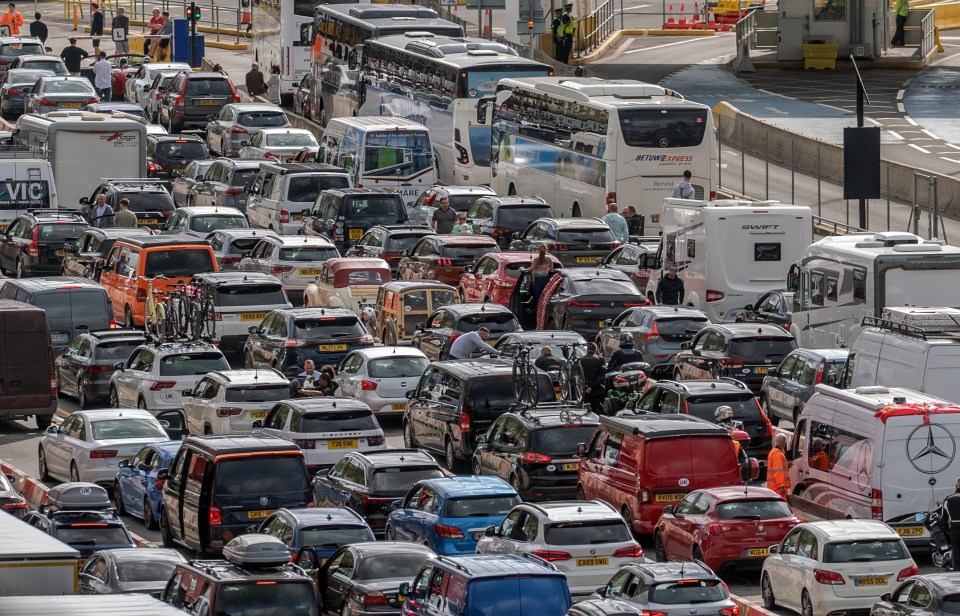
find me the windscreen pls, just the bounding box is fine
[237,111,289,127]
[224,385,291,403]
[116,560,179,582]
[38,223,86,241]
[531,426,597,456]
[214,284,286,307]
[185,78,232,96]
[439,244,493,261]
[727,337,796,363]
[95,340,143,361]
[655,317,709,341]
[618,108,708,148]
[496,206,552,228]
[156,141,208,159]
[357,553,431,580]
[144,249,215,277]
[462,67,551,99]
[459,312,518,334]
[367,356,429,378]
[126,192,175,213]
[686,395,761,423]
[216,582,319,616]
[90,418,168,440]
[230,168,261,187]
[214,457,309,498]
[556,229,615,244]
[364,131,433,178]
[42,80,94,94]
[293,316,364,338]
[280,246,338,262]
[444,495,520,517]
[823,539,909,563]
[189,215,248,233]
[544,519,632,545]
[55,526,131,545]
[649,580,726,605]
[344,196,404,222]
[265,132,317,147]
[286,175,350,203]
[158,352,229,376]
[715,499,793,520]
[342,270,386,285]
[297,410,377,433]
[299,525,371,547]
[369,467,444,494]
[448,195,483,212]
[570,279,638,296]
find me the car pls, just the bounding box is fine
[170,159,214,207]
[302,256,391,313]
[411,303,520,361]
[291,73,315,120]
[55,329,147,408]
[472,406,599,501]
[761,520,918,616]
[38,409,179,486]
[336,346,430,416]
[79,547,186,597]
[476,500,644,596]
[493,330,588,366]
[760,348,849,426]
[79,178,176,230]
[345,224,436,275]
[146,134,210,182]
[257,397,387,470]
[0,36,47,79]
[108,341,230,412]
[465,195,554,249]
[206,228,279,270]
[8,54,67,75]
[24,75,98,113]
[79,101,148,121]
[60,227,153,280]
[674,323,798,394]
[459,251,563,305]
[0,210,88,278]
[654,486,800,573]
[181,368,292,436]
[312,449,446,536]
[258,507,375,561]
[142,70,180,122]
[157,70,241,133]
[301,187,407,253]
[77,52,150,100]
[124,61,192,107]
[596,306,710,368]
[398,234,500,287]
[291,145,322,163]
[245,162,352,234]
[870,573,960,616]
[205,102,290,158]
[0,68,54,118]
[409,184,497,225]
[162,205,248,239]
[597,243,655,292]
[373,281,459,346]
[510,218,622,268]
[113,440,182,531]
[238,127,319,161]
[729,289,795,329]
[188,157,263,212]
[385,476,520,555]
[588,561,738,616]
[238,235,341,304]
[0,470,27,518]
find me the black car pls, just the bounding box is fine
[345,224,436,274]
[312,450,445,535]
[243,307,374,377]
[473,406,599,501]
[146,134,210,182]
[79,548,186,596]
[79,179,176,230]
[466,195,554,249]
[55,329,146,408]
[411,303,520,361]
[732,289,795,331]
[0,210,88,277]
[157,70,240,133]
[60,227,152,279]
[302,188,407,254]
[871,573,960,616]
[509,217,621,268]
[674,323,798,394]
[596,306,710,368]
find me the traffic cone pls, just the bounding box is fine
[678,2,687,25]
[665,3,676,26]
[692,2,702,27]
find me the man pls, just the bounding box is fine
[28,11,45,43]
[60,38,89,74]
[580,342,605,414]
[90,194,114,228]
[0,3,23,35]
[655,263,684,306]
[534,346,561,372]
[602,202,629,244]
[560,4,575,63]
[606,333,640,374]
[431,195,457,234]
[448,327,497,360]
[766,433,790,500]
[809,438,830,471]
[551,8,564,62]
[623,205,643,236]
[891,0,909,46]
[246,62,267,97]
[114,198,138,228]
[93,51,112,101]
[671,169,696,199]
[715,406,747,466]
[154,11,172,59]
[90,2,104,57]
[298,359,322,388]
[112,7,130,55]
[940,478,960,570]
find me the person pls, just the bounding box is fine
[809,437,830,471]
[672,169,696,199]
[60,38,89,75]
[715,405,748,466]
[246,62,267,98]
[0,3,23,36]
[146,7,163,55]
[212,63,225,74]
[300,372,338,397]
[431,195,457,234]
[90,2,104,57]
[320,364,337,381]
[360,306,377,336]
[580,342,605,414]
[551,8,564,62]
[534,346,561,372]
[606,333,640,373]
[891,0,909,46]
[114,198,138,228]
[623,205,643,236]
[112,7,130,55]
[656,263,685,306]
[941,478,960,570]
[267,64,281,105]
[448,327,497,360]
[766,433,790,500]
[93,51,112,101]
[90,194,114,228]
[28,11,44,43]
[560,4,575,63]
[154,11,172,59]
[298,359,322,388]
[452,213,473,234]
[524,244,554,304]
[602,202,629,244]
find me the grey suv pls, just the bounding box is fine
[157,71,240,133]
[189,157,262,212]
[596,306,710,368]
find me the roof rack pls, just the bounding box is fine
[98,177,168,183]
[717,377,750,390]
[435,555,472,575]
[861,316,960,341]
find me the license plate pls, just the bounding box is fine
[299,268,321,276]
[755,367,769,375]
[248,509,274,519]
[293,214,302,221]
[56,249,68,256]
[240,312,268,321]
[60,102,80,108]
[172,167,183,175]
[747,547,769,557]
[897,526,924,536]
[319,343,347,352]
[575,256,596,263]
[141,218,158,225]
[349,229,363,240]
[562,463,579,471]
[391,403,406,410]
[655,493,686,502]
[598,321,605,328]
[855,576,888,586]
[51,333,69,343]
[474,531,485,540]
[199,99,220,105]
[576,558,609,567]
[248,410,269,419]
[328,439,358,449]
[121,456,132,463]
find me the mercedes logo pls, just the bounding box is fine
[906,423,956,475]
[259,496,269,506]
[659,138,669,148]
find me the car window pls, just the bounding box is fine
[213,284,286,307]
[215,582,318,616]
[91,419,167,440]
[144,249,214,277]
[715,499,793,520]
[728,337,796,362]
[796,529,819,560]
[444,495,520,518]
[468,577,569,614]
[648,580,726,605]
[159,352,229,376]
[544,520,632,545]
[823,539,909,563]
[293,410,377,433]
[213,456,309,498]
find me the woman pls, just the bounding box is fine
[452,213,473,234]
[300,372,338,397]
[267,64,282,105]
[525,244,554,303]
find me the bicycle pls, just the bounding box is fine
[512,343,540,406]
[170,280,216,341]
[557,342,586,405]
[140,275,173,342]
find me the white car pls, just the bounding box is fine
[125,62,191,108]
[239,235,340,303]
[475,500,646,596]
[336,347,429,416]
[143,70,180,123]
[761,520,918,616]
[162,205,249,239]
[181,368,292,436]
[238,127,318,161]
[38,409,175,486]
[108,342,230,412]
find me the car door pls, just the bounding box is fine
[671,491,709,557]
[126,446,156,517]
[78,554,109,594]
[493,416,525,481]
[872,581,918,616]
[390,485,428,542]
[0,218,25,268]
[58,336,87,396]
[314,457,350,507]
[768,527,804,610]
[336,352,364,398]
[415,310,446,360]
[661,491,699,556]
[323,548,356,613]
[766,353,799,416]
[118,349,153,406]
[163,448,191,543]
[182,377,215,436]
[678,330,711,379]
[59,414,88,473]
[478,508,523,554]
[45,415,78,476]
[260,313,289,366]
[407,371,438,454]
[476,416,507,475]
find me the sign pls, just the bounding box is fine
[0,26,9,37]
[0,180,50,208]
[112,28,126,42]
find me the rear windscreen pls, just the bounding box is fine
[126,192,175,213]
[469,577,570,614]
[23,60,64,73]
[214,457,309,498]
[265,132,317,147]
[295,410,377,432]
[42,80,93,94]
[618,108,708,148]
[544,519,632,545]
[237,111,289,127]
[0,43,44,56]
[823,539,909,563]
[91,418,168,440]
[95,340,143,361]
[571,279,637,296]
[385,234,429,252]
[715,499,793,520]
[55,526,130,545]
[531,426,598,456]
[189,215,248,234]
[156,141,208,159]
[495,206,552,227]
[230,169,260,187]
[649,580,726,605]
[448,195,482,212]
[655,317,709,340]
[158,352,229,376]
[280,246,338,262]
[38,223,87,241]
[728,337,797,363]
[214,284,286,307]
[367,356,429,378]
[217,582,319,616]
[369,467,444,494]
[444,495,520,518]
[645,437,735,480]
[556,229,615,244]
[344,196,405,222]
[227,238,260,254]
[115,560,179,583]
[440,244,492,261]
[459,313,518,334]
[144,249,215,277]
[299,525,371,547]
[185,78,232,96]
[357,553,431,580]
[34,290,108,321]
[224,385,291,403]
[293,317,364,338]
[686,395,761,423]
[287,175,349,203]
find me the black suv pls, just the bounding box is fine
[0,210,87,277]
[345,224,436,274]
[473,406,600,501]
[55,328,146,408]
[301,188,407,253]
[79,179,176,230]
[509,217,620,268]
[158,71,240,133]
[674,323,797,394]
[147,134,211,182]
[411,303,520,361]
[403,359,556,470]
[466,195,554,248]
[60,227,152,280]
[312,449,446,536]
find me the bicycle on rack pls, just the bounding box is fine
[512,343,540,406]
[140,275,174,343]
[556,342,586,404]
[171,281,216,341]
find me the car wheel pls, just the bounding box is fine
[654,531,667,562]
[510,475,522,493]
[143,496,158,530]
[620,505,631,527]
[137,397,149,411]
[114,481,127,515]
[385,526,395,540]
[403,422,416,448]
[35,414,51,430]
[38,446,51,480]
[472,457,483,475]
[109,386,120,408]
[160,508,175,548]
[70,461,80,483]
[77,379,89,409]
[124,306,134,328]
[801,590,813,616]
[761,572,777,609]
[760,394,778,426]
[15,258,23,279]
[444,439,458,472]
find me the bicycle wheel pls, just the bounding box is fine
[203,299,217,339]
[512,359,539,405]
[188,298,205,340]
[152,302,167,343]
[175,296,190,337]
[561,363,585,405]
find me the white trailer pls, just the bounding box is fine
[0,510,79,596]
[14,112,147,210]
[0,594,186,614]
[645,198,813,323]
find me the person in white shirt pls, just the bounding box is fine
[93,51,112,101]
[448,327,498,359]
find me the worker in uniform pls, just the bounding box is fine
[560,4,576,63]
[552,8,565,61]
[767,433,791,500]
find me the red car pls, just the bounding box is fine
[397,234,499,286]
[458,251,563,305]
[654,486,799,573]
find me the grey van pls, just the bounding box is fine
[0,299,57,428]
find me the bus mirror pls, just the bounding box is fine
[347,48,360,71]
[299,23,313,46]
[476,97,494,124]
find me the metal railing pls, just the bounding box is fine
[575,0,618,57]
[125,0,248,44]
[920,9,935,58]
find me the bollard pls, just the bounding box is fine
[73,4,79,31]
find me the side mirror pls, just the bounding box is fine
[240,250,251,258]
[181,389,193,397]
[768,544,779,554]
[881,593,892,602]
[195,175,205,182]
[596,585,609,598]
[463,265,472,274]
[512,232,520,240]
[405,390,416,400]
[156,468,169,481]
[484,525,497,537]
[680,342,691,350]
[118,459,130,468]
[602,319,611,328]
[248,325,259,335]
[416,322,424,331]
[113,361,125,371]
[398,582,412,600]
[46,425,58,435]
[390,498,402,510]
[315,468,329,478]
[575,442,586,457]
[400,249,409,257]
[79,197,90,205]
[475,433,487,444]
[251,419,264,429]
[766,367,778,377]
[301,208,310,216]
[240,140,250,147]
[662,505,674,515]
[744,303,754,311]
[295,547,319,570]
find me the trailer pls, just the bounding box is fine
[0,509,79,596]
[0,594,185,614]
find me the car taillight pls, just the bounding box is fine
[436,258,453,266]
[520,452,551,464]
[137,287,147,302]
[173,93,185,107]
[719,607,740,616]
[272,265,293,274]
[361,495,395,505]
[872,488,883,519]
[227,125,248,135]
[813,569,845,585]
[149,381,177,391]
[90,449,118,459]
[221,256,240,265]
[6,87,21,95]
[161,210,173,218]
[643,322,660,341]
[642,612,667,616]
[27,226,38,256]
[229,83,241,103]
[264,152,280,159]
[448,333,460,343]
[706,289,725,302]
[458,410,470,433]
[623,301,649,307]
[279,210,289,223]
[87,364,114,375]
[209,506,222,526]
[568,301,601,308]
[155,479,165,490]
[490,227,511,237]
[216,407,243,417]
[552,243,569,250]
[710,190,718,200]
[434,523,464,539]
[606,192,617,205]
[109,319,117,329]
[532,549,571,561]
[610,241,622,249]
[81,98,98,105]
[37,97,56,106]
[283,338,304,347]
[148,162,164,173]
[613,545,645,558]
[719,357,744,369]
[360,380,377,391]
[367,435,385,447]
[50,374,57,395]
[363,591,390,606]
[897,565,919,581]
[293,439,316,449]
[1,501,26,512]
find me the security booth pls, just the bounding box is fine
[776,0,891,60]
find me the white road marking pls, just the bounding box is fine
[896,89,905,100]
[897,103,905,112]
[906,117,918,125]
[624,37,717,54]
[887,130,903,140]
[922,129,940,140]
[940,157,960,164]
[909,144,931,154]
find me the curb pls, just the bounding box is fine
[732,594,778,616]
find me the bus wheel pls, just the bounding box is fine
[508,183,517,196]
[572,203,582,218]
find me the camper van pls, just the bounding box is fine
[645,198,812,323]
[788,232,960,348]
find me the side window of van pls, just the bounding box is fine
[105,246,122,272]
[186,455,208,493]
[169,450,191,487]
[791,419,808,461]
[601,433,623,466]
[587,430,605,459]
[830,427,872,485]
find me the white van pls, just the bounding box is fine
[788,384,960,549]
[0,152,57,230]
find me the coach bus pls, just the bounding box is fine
[251,0,316,104]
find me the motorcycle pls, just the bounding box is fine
[602,361,651,415]
[923,509,952,570]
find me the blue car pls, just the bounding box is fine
[113,440,181,531]
[385,476,520,555]
[0,68,54,118]
[257,507,376,563]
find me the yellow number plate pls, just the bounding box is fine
[575,256,596,263]
[655,493,686,502]
[299,268,321,276]
[56,249,69,257]
[60,102,80,108]
[240,312,268,321]
[598,321,605,328]
[756,367,769,374]
[318,343,347,352]
[856,576,888,586]
[172,167,183,175]
[562,463,580,471]
[141,218,158,225]
[199,99,220,105]
[747,547,769,557]
[576,558,609,567]
[248,410,269,419]
[247,509,274,519]
[391,403,406,410]
[897,526,924,536]
[328,439,358,449]
[349,229,363,240]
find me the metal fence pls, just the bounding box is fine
[575,0,618,57]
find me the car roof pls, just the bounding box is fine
[324,187,405,197]
[113,235,214,249]
[429,358,516,378]
[653,379,753,395]
[276,235,335,247]
[801,519,903,541]
[625,561,716,581]
[183,434,301,456]
[345,541,436,558]
[224,102,284,112]
[697,486,786,502]
[563,268,633,281]
[17,54,63,61]
[77,408,156,421]
[281,307,356,319]
[280,507,366,526]
[418,476,514,497]
[257,127,314,135]
[539,217,607,228]
[150,440,184,456]
[599,414,730,439]
[285,397,371,413]
[208,229,277,240]
[104,547,185,563]
[0,36,42,45]
[708,323,792,337]
[193,272,281,285]
[350,449,437,467]
[792,348,850,360]
[431,234,498,245]
[380,281,457,292]
[436,554,562,578]
[501,330,585,343]
[348,347,427,360]
[915,573,960,594]
[638,306,709,318]
[87,328,145,341]
[374,224,434,233]
[259,162,346,175]
[432,185,496,196]
[510,407,599,429]
[177,206,245,216]
[440,302,513,316]
[86,227,153,239]
[181,559,308,583]
[525,500,618,521]
[133,341,219,355]
[212,156,263,169]
[477,196,550,206]
[4,276,102,292]
[208,369,289,386]
[21,210,86,223]
[323,257,390,270]
[485,251,557,263]
[181,71,229,80]
[149,133,205,142]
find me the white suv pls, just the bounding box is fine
[475,500,646,596]
[180,368,293,436]
[108,342,230,412]
[245,162,352,235]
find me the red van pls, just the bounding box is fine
[577,414,744,535]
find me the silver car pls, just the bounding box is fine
[238,235,340,305]
[205,228,279,270]
[24,76,98,114]
[161,205,248,239]
[596,305,710,368]
[336,347,430,416]
[170,159,214,207]
[205,102,290,158]
[143,71,180,122]
[238,128,318,161]
[124,61,191,108]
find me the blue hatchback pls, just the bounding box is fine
[386,476,520,555]
[257,507,376,563]
[114,440,182,530]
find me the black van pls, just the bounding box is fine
[0,299,57,428]
[158,434,311,556]
[301,188,407,253]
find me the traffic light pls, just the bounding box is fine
[186,2,201,21]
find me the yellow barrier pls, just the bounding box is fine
[930,2,960,30]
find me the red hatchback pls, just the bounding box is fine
[654,486,799,573]
[459,251,563,305]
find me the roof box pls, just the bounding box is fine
[223,534,291,568]
[881,307,960,332]
[47,482,111,511]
